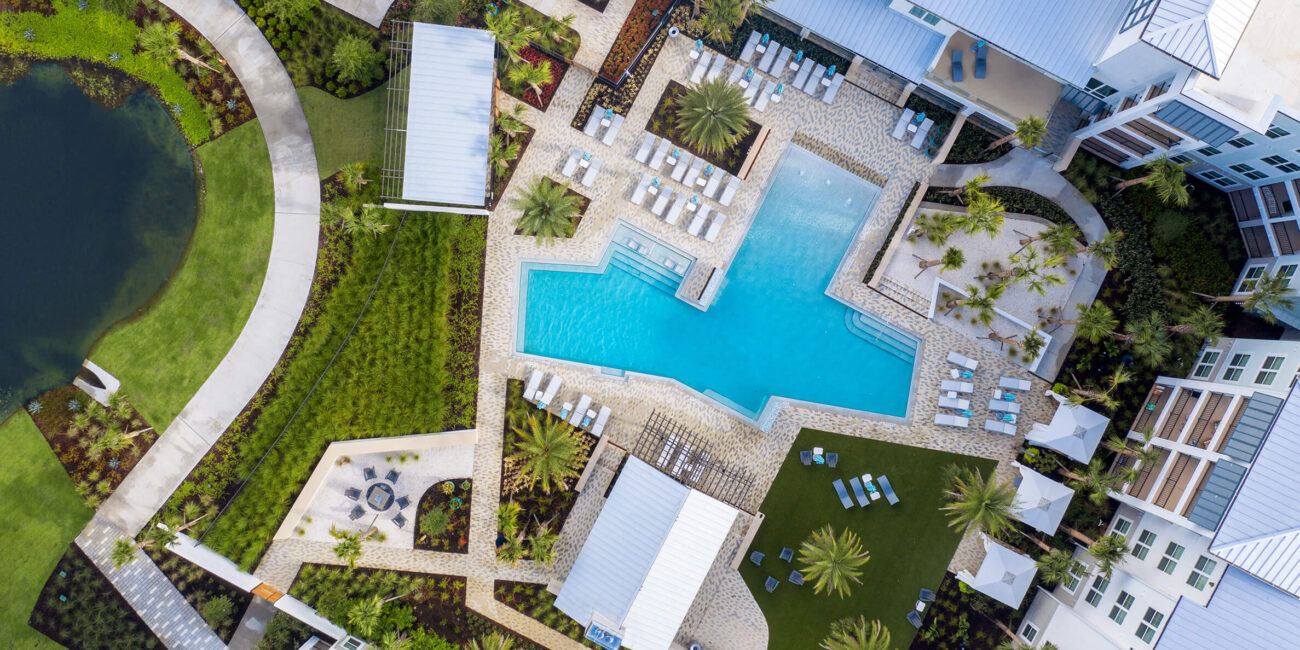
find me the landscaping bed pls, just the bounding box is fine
[254,612,318,650]
[691,10,851,75]
[572,3,684,129]
[500,44,567,110]
[29,545,162,649]
[26,385,157,509]
[575,0,608,11]
[491,121,536,209]
[598,0,674,81]
[863,182,920,284]
[944,120,1011,165]
[512,179,591,238]
[237,0,387,96]
[904,93,957,144]
[645,79,761,175]
[923,186,1074,228]
[909,572,1019,650]
[414,478,472,553]
[494,580,602,649]
[146,548,253,642]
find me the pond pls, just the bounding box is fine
[0,63,198,419]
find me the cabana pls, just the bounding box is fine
[1026,397,1111,463]
[1011,461,1073,535]
[956,534,1037,608]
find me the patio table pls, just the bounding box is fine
[365,483,395,511]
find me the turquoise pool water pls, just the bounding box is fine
[519,145,916,419]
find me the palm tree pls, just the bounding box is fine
[539,14,576,45]
[797,525,871,598]
[946,172,991,204]
[1020,328,1047,362]
[490,134,520,180]
[984,114,1047,152]
[1047,301,1117,343]
[1067,365,1132,410]
[347,595,384,638]
[1114,155,1190,206]
[507,415,588,493]
[960,192,1006,237]
[944,283,1003,326]
[1166,304,1223,342]
[330,525,373,570]
[343,206,389,238]
[1036,548,1084,587]
[466,632,515,650]
[496,103,529,140]
[138,20,218,72]
[820,616,891,650]
[916,247,966,275]
[529,521,559,567]
[111,537,140,570]
[497,532,526,565]
[321,200,352,226]
[696,0,744,42]
[1117,312,1172,367]
[982,246,1065,296]
[909,211,962,246]
[1196,271,1296,324]
[1086,534,1130,579]
[331,34,381,84]
[941,468,1018,539]
[1020,222,1080,259]
[377,631,413,650]
[487,8,539,63]
[513,177,580,244]
[1104,428,1160,467]
[675,77,752,156]
[507,60,553,101]
[1078,230,1123,270]
[497,500,521,538]
[1057,458,1120,506]
[340,162,369,192]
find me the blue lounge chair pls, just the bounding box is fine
[363,466,376,481]
[789,570,804,585]
[827,452,838,468]
[765,576,779,592]
[951,49,963,82]
[879,475,900,505]
[800,450,812,466]
[750,551,764,566]
[344,487,360,501]
[833,479,854,509]
[779,547,793,562]
[920,588,936,603]
[849,478,870,507]
[907,611,923,628]
[974,43,988,79]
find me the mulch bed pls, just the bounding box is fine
[29,545,163,649]
[414,478,472,554]
[147,547,254,643]
[908,573,1021,650]
[0,0,54,15]
[645,80,762,175]
[27,384,157,505]
[489,123,536,209]
[501,46,568,111]
[494,581,603,649]
[512,180,591,238]
[598,0,674,81]
[573,3,685,130]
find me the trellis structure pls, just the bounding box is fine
[631,411,756,511]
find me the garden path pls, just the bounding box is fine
[323,0,393,27]
[930,148,1110,375]
[74,0,319,645]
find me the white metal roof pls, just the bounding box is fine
[1011,462,1074,535]
[1141,0,1258,78]
[1026,401,1110,463]
[554,457,740,650]
[912,0,1131,86]
[1156,566,1300,648]
[400,22,494,206]
[765,0,945,82]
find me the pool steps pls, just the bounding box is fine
[845,309,918,363]
[608,242,684,296]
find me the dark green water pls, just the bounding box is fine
[0,63,197,418]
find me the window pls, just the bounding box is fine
[1020,622,1039,643]
[1112,516,1134,539]
[1086,77,1119,99]
[1214,177,1236,187]
[1157,542,1185,574]
[1268,124,1291,138]
[1085,575,1111,606]
[1223,353,1252,382]
[1198,145,1223,156]
[1170,154,1193,165]
[1201,169,1225,180]
[1063,561,1087,591]
[1193,350,1221,378]
[1133,530,1156,560]
[1238,266,1266,292]
[1136,608,1165,643]
[907,5,941,25]
[1187,555,1218,590]
[1230,163,1268,180]
[1256,355,1285,385]
[1227,136,1254,148]
[1109,591,1135,624]
[1279,264,1299,281]
[1263,155,1300,173]
[1122,0,1159,32]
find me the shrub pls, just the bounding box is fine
[410,0,460,24]
[1100,196,1163,322]
[331,33,382,84]
[945,121,1011,165]
[201,594,236,629]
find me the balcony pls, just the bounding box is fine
[1127,447,1169,501]
[1132,383,1172,432]
[925,31,1063,125]
[1157,388,1201,442]
[1153,453,1197,510]
[1186,393,1232,449]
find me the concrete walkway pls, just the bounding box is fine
[323,0,393,27]
[930,147,1110,376]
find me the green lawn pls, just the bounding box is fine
[0,413,93,646]
[89,120,274,430]
[739,430,997,648]
[297,84,387,178]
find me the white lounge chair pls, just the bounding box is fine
[536,376,561,409]
[671,152,695,182]
[705,55,726,82]
[940,380,974,394]
[934,413,970,428]
[719,175,740,206]
[1000,376,1032,391]
[704,212,727,242]
[937,395,969,410]
[651,188,674,216]
[634,133,655,163]
[946,351,978,370]
[984,419,1016,435]
[910,118,934,149]
[630,173,653,206]
[892,109,915,140]
[821,73,844,104]
[570,394,592,427]
[754,79,776,112]
[580,156,602,187]
[758,42,779,74]
[803,64,826,93]
[739,30,760,63]
[683,157,705,186]
[687,205,709,236]
[601,114,624,146]
[792,59,813,89]
[664,193,687,225]
[727,62,745,85]
[769,46,791,75]
[583,105,604,137]
[989,399,1021,414]
[743,78,761,102]
[591,405,611,436]
[689,51,712,84]
[703,169,725,197]
[648,138,671,170]
[561,147,581,178]
[522,369,543,401]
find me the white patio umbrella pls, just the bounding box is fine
[1012,462,1075,534]
[957,535,1038,607]
[1027,398,1111,463]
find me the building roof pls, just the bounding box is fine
[1187,460,1247,531]
[554,457,739,650]
[1156,566,1300,648]
[1141,0,1259,78]
[1209,385,1300,596]
[958,536,1037,608]
[1220,391,1283,462]
[1151,100,1239,145]
[765,0,945,82]
[400,22,494,206]
[912,0,1131,86]
[1026,401,1110,463]
[1012,462,1074,535]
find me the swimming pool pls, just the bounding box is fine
[518,145,916,419]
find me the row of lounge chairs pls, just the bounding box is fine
[560,147,602,187]
[631,172,729,242]
[950,42,989,83]
[689,47,786,112]
[582,104,625,146]
[635,134,740,206]
[832,473,899,508]
[522,369,611,436]
[891,108,936,151]
[738,31,843,105]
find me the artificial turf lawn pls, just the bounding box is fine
[0,413,93,646]
[89,120,274,430]
[297,84,387,178]
[738,429,997,648]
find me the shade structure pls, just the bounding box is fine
[1011,462,1073,535]
[1027,399,1110,463]
[957,535,1037,608]
[399,22,494,206]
